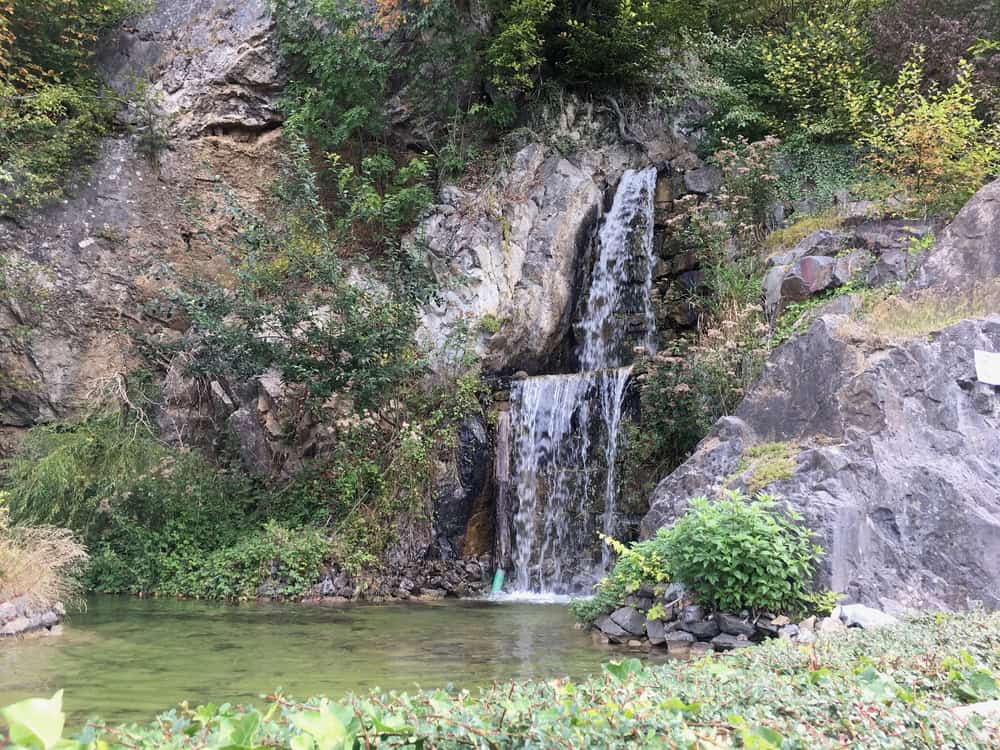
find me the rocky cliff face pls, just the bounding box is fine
[0,0,285,456]
[415,110,690,375]
[642,180,1000,613]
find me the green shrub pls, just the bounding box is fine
[848,51,1000,215]
[569,532,671,624]
[762,7,872,138]
[659,491,824,614]
[486,0,554,95]
[176,144,427,414]
[172,523,328,600]
[3,409,167,536]
[573,490,825,622]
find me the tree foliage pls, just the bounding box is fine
[848,51,1000,214]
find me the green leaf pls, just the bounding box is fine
[0,691,66,750]
[603,659,644,682]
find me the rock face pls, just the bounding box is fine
[642,182,1000,612]
[763,219,934,315]
[0,0,285,454]
[909,179,1000,291]
[643,313,1000,611]
[642,184,1000,612]
[99,0,285,137]
[414,108,692,375]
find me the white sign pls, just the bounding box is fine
[974,350,1000,386]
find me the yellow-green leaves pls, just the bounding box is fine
[0,691,66,750]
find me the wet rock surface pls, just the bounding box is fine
[587,586,901,653]
[304,558,488,603]
[0,597,65,637]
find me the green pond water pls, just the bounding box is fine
[0,595,640,726]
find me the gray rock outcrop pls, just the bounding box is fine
[643,179,1000,613]
[0,0,285,453]
[0,597,65,637]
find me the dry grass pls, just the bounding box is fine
[764,209,843,255]
[0,512,88,611]
[862,282,1000,341]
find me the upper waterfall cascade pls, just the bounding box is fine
[507,167,658,594]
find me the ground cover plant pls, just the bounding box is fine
[3,613,998,748]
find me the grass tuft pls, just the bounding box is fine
[0,510,89,611]
[862,282,1000,340]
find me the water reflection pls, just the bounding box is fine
[0,595,652,725]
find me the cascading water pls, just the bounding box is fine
[507,167,658,594]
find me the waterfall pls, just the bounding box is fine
[507,167,658,594]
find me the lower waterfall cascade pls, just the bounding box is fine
[506,167,659,594]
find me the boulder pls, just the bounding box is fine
[645,619,667,645]
[778,624,799,640]
[595,615,629,640]
[680,604,705,623]
[910,179,1000,291]
[711,633,752,651]
[665,629,695,643]
[779,256,837,302]
[768,229,847,268]
[610,606,648,636]
[818,615,846,634]
[716,613,756,637]
[684,166,723,195]
[835,604,900,629]
[642,183,1000,612]
[678,619,720,640]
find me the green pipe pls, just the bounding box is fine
[491,568,505,593]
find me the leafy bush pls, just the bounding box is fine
[569,532,671,624]
[762,6,872,138]
[774,139,864,208]
[672,31,779,144]
[659,491,823,614]
[848,51,1000,215]
[274,0,492,176]
[487,0,713,94]
[6,613,1000,748]
[575,490,824,621]
[3,409,166,536]
[487,0,554,95]
[177,145,426,414]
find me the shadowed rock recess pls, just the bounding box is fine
[643,179,1000,613]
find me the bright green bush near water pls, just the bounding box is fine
[571,491,829,623]
[4,613,1000,748]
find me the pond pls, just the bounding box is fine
[0,595,644,726]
